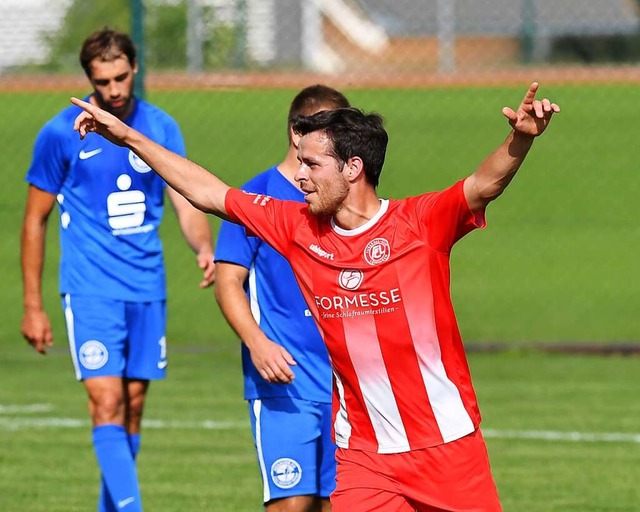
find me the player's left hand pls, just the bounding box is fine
[197,252,216,288]
[502,82,560,137]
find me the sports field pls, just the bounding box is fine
[1,84,638,510]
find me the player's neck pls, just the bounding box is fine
[333,188,382,231]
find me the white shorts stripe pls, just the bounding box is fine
[63,294,82,381]
[252,399,270,503]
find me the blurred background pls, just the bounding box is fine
[1,0,639,350]
[1,2,640,510]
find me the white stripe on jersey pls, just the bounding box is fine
[333,372,351,447]
[63,294,82,381]
[401,276,475,442]
[342,315,410,453]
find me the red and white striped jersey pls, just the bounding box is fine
[225,179,486,454]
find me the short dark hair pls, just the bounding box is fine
[288,84,350,131]
[79,28,136,78]
[292,108,388,188]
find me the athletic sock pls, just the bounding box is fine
[128,433,141,459]
[98,433,142,512]
[93,425,142,511]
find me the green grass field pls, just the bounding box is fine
[0,84,638,510]
[1,84,638,346]
[1,347,639,511]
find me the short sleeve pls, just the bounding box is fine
[224,188,303,258]
[416,179,486,253]
[25,120,70,194]
[214,218,261,268]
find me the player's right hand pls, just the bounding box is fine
[21,308,54,355]
[70,97,130,146]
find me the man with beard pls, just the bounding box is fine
[21,29,215,512]
[70,82,558,511]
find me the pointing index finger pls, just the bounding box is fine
[521,81,539,106]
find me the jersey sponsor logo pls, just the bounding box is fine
[338,269,364,291]
[309,244,334,260]
[128,150,152,173]
[79,340,108,370]
[78,148,103,160]
[315,288,401,313]
[107,174,153,235]
[270,458,302,489]
[364,238,390,265]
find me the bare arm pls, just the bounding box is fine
[71,97,231,217]
[21,185,56,354]
[214,261,296,383]
[464,82,560,213]
[167,187,216,288]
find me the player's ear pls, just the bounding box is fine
[290,127,301,148]
[345,156,364,182]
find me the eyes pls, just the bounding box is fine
[93,72,129,87]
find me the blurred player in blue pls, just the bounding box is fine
[214,85,350,512]
[20,29,215,512]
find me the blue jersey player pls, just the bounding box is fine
[20,30,215,512]
[214,85,350,512]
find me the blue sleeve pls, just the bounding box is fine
[25,119,70,194]
[214,219,261,269]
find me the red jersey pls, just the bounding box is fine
[225,179,486,454]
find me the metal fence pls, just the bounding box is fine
[2,0,639,347]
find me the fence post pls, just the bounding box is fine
[131,0,146,99]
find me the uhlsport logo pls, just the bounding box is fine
[338,269,364,291]
[270,458,302,489]
[128,150,152,173]
[364,238,390,265]
[79,340,108,370]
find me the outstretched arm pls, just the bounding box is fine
[71,97,231,217]
[464,82,560,213]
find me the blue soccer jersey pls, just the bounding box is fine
[26,98,185,301]
[215,167,332,403]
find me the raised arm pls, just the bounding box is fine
[464,82,560,213]
[71,97,231,217]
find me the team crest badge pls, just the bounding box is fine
[79,340,108,370]
[270,458,302,489]
[364,238,390,265]
[128,150,152,173]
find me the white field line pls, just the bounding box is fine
[1,411,639,444]
[482,428,640,444]
[0,403,54,414]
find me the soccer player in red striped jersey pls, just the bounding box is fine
[71,83,559,511]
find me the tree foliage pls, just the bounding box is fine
[39,0,243,73]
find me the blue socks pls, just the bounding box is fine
[93,425,142,511]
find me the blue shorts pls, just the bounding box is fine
[248,397,336,503]
[62,294,167,381]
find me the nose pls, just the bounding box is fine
[294,163,308,184]
[107,80,121,98]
